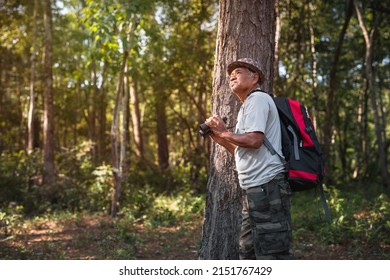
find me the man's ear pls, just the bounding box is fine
[253,72,260,84]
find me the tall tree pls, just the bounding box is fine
[307,0,320,131]
[27,0,40,154]
[354,0,389,188]
[129,79,144,159]
[199,0,276,259]
[111,15,138,217]
[323,0,353,171]
[43,0,56,187]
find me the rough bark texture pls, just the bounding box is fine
[199,0,276,260]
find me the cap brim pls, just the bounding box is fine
[227,61,265,85]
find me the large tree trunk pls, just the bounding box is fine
[354,0,389,188]
[43,0,56,187]
[199,0,276,260]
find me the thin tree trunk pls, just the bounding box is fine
[353,77,366,179]
[323,0,353,171]
[274,0,281,85]
[112,67,130,216]
[27,0,39,154]
[354,0,389,188]
[43,0,56,187]
[0,61,4,151]
[323,0,353,168]
[199,0,276,260]
[97,60,108,163]
[307,1,320,134]
[156,95,169,171]
[110,50,129,217]
[110,17,137,216]
[90,62,98,165]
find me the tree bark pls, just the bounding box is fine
[156,94,169,171]
[199,0,276,260]
[97,60,108,163]
[110,50,129,217]
[43,0,56,187]
[110,17,138,216]
[130,78,144,159]
[274,0,281,85]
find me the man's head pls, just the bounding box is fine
[227,58,265,86]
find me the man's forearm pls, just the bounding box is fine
[210,134,237,155]
[219,131,263,149]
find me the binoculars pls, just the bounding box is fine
[199,117,227,138]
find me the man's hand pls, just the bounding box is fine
[205,115,228,137]
[204,115,236,154]
[204,114,264,155]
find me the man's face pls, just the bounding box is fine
[229,67,257,94]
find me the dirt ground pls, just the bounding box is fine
[0,214,201,260]
[0,214,387,260]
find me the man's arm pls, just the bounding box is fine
[205,115,264,155]
[209,133,237,155]
[218,131,263,149]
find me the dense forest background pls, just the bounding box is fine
[0,0,389,259]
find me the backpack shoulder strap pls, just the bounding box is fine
[263,137,287,165]
[319,185,331,222]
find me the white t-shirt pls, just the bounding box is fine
[234,90,285,189]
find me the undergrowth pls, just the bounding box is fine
[291,185,390,259]
[0,191,205,260]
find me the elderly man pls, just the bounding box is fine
[205,58,292,260]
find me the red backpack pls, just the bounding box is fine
[263,96,330,221]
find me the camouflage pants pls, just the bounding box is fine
[240,173,292,260]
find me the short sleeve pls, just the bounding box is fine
[242,93,270,134]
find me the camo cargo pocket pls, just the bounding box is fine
[254,220,291,255]
[246,186,271,223]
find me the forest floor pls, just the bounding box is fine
[0,213,387,260]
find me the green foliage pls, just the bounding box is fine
[142,192,205,227]
[119,178,205,227]
[0,151,43,212]
[0,204,24,236]
[292,185,390,258]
